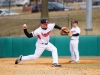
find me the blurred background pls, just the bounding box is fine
[0,0,100,37]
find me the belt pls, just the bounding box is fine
[71,39,78,40]
[42,43,48,45]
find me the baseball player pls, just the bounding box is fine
[15,19,65,67]
[69,20,81,63]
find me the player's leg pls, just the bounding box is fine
[22,47,45,61]
[46,42,61,67]
[70,40,75,62]
[15,46,45,64]
[46,42,58,63]
[72,40,79,63]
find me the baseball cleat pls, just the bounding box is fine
[75,61,80,64]
[69,60,75,63]
[52,63,62,67]
[15,55,22,64]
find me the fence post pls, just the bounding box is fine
[68,14,69,28]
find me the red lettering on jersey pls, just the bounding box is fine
[37,35,41,39]
[41,31,51,37]
[71,30,76,33]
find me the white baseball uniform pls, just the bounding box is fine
[70,26,81,62]
[21,23,59,64]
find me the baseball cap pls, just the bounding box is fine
[72,20,78,24]
[41,19,48,24]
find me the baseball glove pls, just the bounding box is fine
[61,27,72,38]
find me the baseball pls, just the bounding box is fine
[23,24,27,29]
[23,24,26,26]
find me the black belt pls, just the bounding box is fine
[42,43,48,45]
[71,39,78,40]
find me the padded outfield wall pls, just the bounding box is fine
[0,36,100,57]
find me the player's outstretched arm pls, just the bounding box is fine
[54,25,62,30]
[23,24,33,38]
[54,25,67,31]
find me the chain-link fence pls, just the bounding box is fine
[0,16,69,37]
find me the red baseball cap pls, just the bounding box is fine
[72,20,78,24]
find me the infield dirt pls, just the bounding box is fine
[0,57,100,75]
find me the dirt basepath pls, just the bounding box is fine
[0,57,100,75]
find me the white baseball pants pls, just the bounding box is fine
[21,42,58,63]
[70,40,79,62]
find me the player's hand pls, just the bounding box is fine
[23,24,27,29]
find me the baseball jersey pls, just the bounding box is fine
[70,26,81,40]
[31,23,55,43]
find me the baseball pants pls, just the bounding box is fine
[21,42,58,63]
[70,40,79,62]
